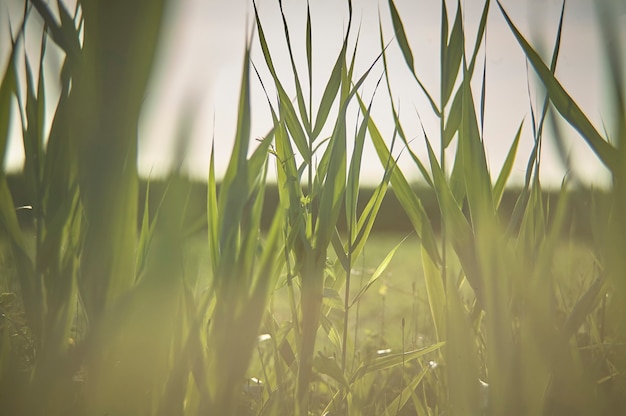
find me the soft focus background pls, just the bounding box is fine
[0,0,620,187]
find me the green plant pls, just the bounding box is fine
[1,0,625,414]
[379,0,626,413]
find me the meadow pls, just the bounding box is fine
[1,0,625,415]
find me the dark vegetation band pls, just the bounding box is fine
[7,173,603,240]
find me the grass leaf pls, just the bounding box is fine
[497,1,619,171]
[442,4,463,106]
[351,342,444,381]
[387,0,414,73]
[493,120,524,207]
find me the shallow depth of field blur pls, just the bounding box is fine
[1,0,625,415]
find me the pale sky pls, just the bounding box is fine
[2,0,624,187]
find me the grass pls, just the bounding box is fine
[1,0,626,414]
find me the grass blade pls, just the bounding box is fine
[359,94,441,264]
[351,342,444,381]
[497,1,618,171]
[441,4,463,106]
[387,0,439,115]
[278,0,311,134]
[312,46,344,139]
[349,236,406,308]
[493,120,524,207]
[387,0,414,73]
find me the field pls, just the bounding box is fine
[1,0,626,415]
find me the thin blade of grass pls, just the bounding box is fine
[440,0,449,86]
[493,120,524,207]
[425,138,484,304]
[459,62,495,229]
[312,46,344,139]
[467,0,490,76]
[253,1,310,160]
[388,0,414,73]
[387,366,429,416]
[378,15,434,187]
[387,0,439,115]
[278,0,311,134]
[0,24,21,179]
[351,342,445,381]
[314,119,346,251]
[442,3,463,106]
[306,1,312,105]
[443,88,462,148]
[350,163,394,261]
[497,0,618,171]
[346,99,373,240]
[359,94,441,264]
[421,242,446,342]
[349,237,407,308]
[207,142,219,277]
[217,43,252,277]
[446,274,482,414]
[29,0,81,63]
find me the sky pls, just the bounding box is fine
[1,0,625,187]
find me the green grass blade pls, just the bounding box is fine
[442,4,463,106]
[387,0,414,73]
[306,1,312,104]
[351,342,444,381]
[350,162,393,261]
[21,46,44,223]
[314,46,383,250]
[533,0,566,144]
[0,26,20,172]
[386,366,429,416]
[73,0,165,323]
[459,63,495,228]
[493,120,524,207]
[446,279,481,414]
[239,169,267,282]
[207,142,219,277]
[253,1,310,160]
[315,120,346,251]
[410,110,436,188]
[317,6,356,150]
[349,237,406,308]
[217,42,252,273]
[377,18,434,188]
[421,243,446,342]
[360,94,440,264]
[248,129,275,188]
[136,180,154,280]
[278,0,311,134]
[440,0,449,80]
[312,44,344,139]
[497,1,618,171]
[425,138,484,304]
[467,0,490,76]
[561,274,607,343]
[442,88,462,148]
[346,101,372,240]
[29,0,81,63]
[385,0,439,115]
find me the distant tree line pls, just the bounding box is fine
[6,173,602,241]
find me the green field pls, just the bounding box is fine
[2,0,626,414]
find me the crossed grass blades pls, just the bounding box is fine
[0,0,625,414]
